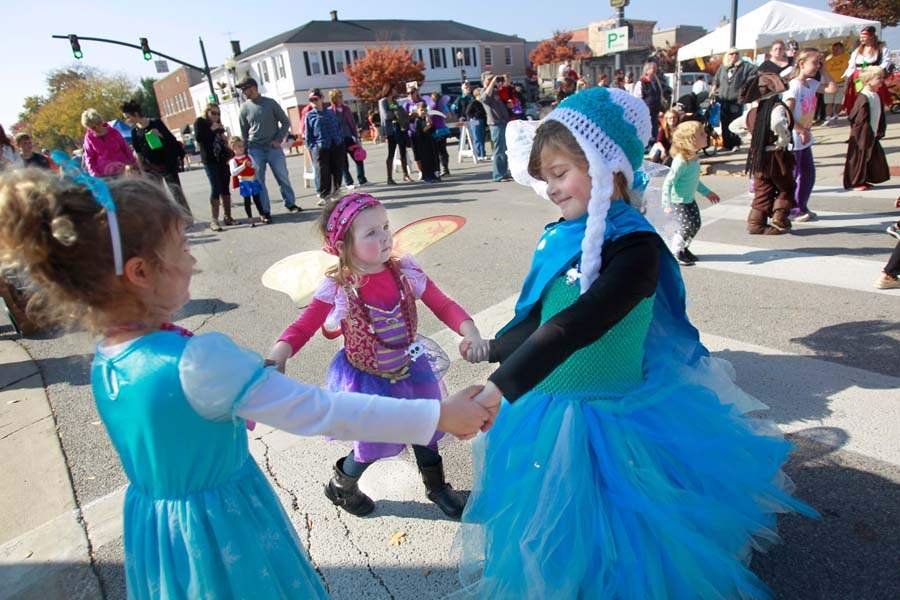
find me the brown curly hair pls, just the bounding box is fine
[0,168,190,332]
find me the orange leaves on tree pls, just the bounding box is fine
[829,0,898,28]
[528,31,591,67]
[346,45,426,103]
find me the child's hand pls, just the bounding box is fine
[438,385,490,440]
[799,128,811,145]
[459,336,490,363]
[706,192,721,204]
[458,320,489,363]
[471,381,502,432]
[267,341,293,374]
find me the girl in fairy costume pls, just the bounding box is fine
[457,87,817,599]
[0,164,489,599]
[268,192,489,519]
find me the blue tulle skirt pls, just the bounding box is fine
[454,356,817,600]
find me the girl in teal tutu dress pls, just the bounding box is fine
[0,165,489,599]
[456,87,818,599]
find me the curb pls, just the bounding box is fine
[0,339,102,600]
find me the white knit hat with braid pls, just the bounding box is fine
[506,87,652,293]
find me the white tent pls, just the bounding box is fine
[677,1,881,62]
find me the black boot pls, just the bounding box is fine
[324,458,375,517]
[419,459,466,519]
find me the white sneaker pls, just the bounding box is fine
[793,212,812,222]
[316,198,327,207]
[346,184,356,191]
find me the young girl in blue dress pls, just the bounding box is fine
[457,87,817,599]
[0,165,489,599]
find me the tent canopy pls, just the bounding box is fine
[107,119,133,143]
[677,1,881,62]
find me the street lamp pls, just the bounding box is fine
[456,50,466,84]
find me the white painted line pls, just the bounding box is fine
[702,333,900,468]
[688,240,896,295]
[699,203,896,231]
[812,184,900,199]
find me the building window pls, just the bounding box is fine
[417,49,424,64]
[353,49,360,62]
[309,51,321,75]
[328,50,336,74]
[321,51,329,75]
[429,48,446,69]
[260,60,270,83]
[484,46,493,67]
[335,50,345,74]
[504,46,512,65]
[275,55,286,79]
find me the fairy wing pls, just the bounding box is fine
[260,251,337,305]
[392,215,466,256]
[261,215,466,306]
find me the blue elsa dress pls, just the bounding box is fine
[91,330,329,599]
[455,201,817,599]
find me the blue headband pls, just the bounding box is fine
[50,151,124,275]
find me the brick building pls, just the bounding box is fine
[154,67,205,136]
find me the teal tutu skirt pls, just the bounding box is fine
[454,356,818,600]
[123,459,328,600]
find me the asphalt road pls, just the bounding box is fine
[5,116,899,599]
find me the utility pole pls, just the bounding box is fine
[52,34,218,103]
[610,0,630,73]
[730,0,738,47]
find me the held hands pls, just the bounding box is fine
[438,385,492,440]
[471,381,502,432]
[266,341,293,374]
[458,320,490,363]
[798,128,811,145]
[706,192,721,204]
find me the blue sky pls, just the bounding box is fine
[3,0,898,127]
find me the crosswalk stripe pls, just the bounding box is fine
[688,240,895,295]
[699,202,896,231]
[812,184,900,200]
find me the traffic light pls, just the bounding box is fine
[139,37,152,61]
[69,34,83,59]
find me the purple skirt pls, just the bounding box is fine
[325,349,444,462]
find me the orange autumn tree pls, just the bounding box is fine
[346,45,426,103]
[529,31,591,66]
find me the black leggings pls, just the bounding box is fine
[434,137,449,172]
[242,194,263,219]
[885,239,900,276]
[342,445,440,477]
[387,130,409,167]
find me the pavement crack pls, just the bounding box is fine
[0,414,50,440]
[257,435,328,592]
[332,506,396,599]
[192,300,224,333]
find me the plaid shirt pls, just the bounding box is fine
[304,109,343,150]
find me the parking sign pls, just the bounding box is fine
[605,26,629,54]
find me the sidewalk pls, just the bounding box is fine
[0,339,101,600]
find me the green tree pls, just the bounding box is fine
[829,0,899,28]
[17,96,45,123]
[30,73,135,150]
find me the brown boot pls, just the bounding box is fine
[222,196,235,226]
[771,208,792,232]
[747,208,770,235]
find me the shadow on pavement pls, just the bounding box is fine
[175,298,240,321]
[714,347,897,424]
[789,319,900,376]
[752,434,900,600]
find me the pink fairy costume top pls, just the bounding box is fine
[278,256,469,379]
[278,193,470,380]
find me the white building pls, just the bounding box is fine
[191,11,527,137]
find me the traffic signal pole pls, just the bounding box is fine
[51,34,218,103]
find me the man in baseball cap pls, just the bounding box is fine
[237,76,299,218]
